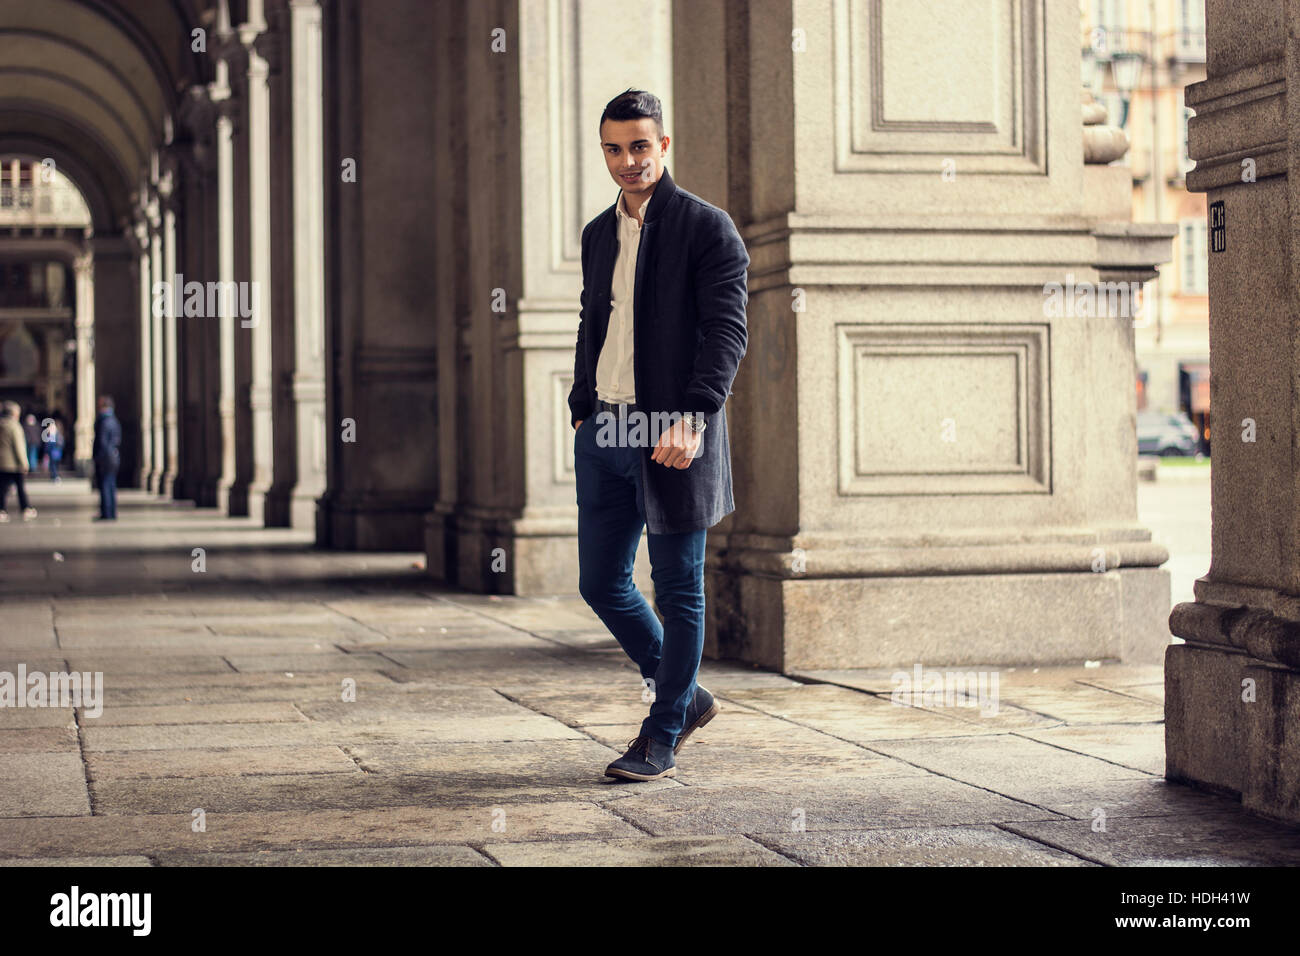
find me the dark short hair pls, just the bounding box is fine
[600,89,664,139]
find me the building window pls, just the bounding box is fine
[1181,218,1208,294]
[1092,0,1123,48]
[1179,107,1195,177]
[1176,0,1207,60]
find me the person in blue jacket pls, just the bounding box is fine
[92,396,121,521]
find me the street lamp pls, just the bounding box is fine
[1111,51,1146,127]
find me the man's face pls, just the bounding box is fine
[600,117,668,198]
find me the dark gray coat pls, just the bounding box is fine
[568,167,749,534]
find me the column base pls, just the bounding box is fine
[706,536,1173,670]
[1167,600,1300,826]
[316,490,433,551]
[265,483,322,529]
[227,481,269,522]
[425,505,651,595]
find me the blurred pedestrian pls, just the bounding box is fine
[42,416,64,482]
[22,413,39,471]
[0,401,36,522]
[92,395,120,521]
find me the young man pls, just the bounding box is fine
[569,89,749,781]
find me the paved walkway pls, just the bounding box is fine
[2,479,1298,866]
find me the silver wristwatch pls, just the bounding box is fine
[681,412,708,434]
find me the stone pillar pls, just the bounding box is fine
[212,65,239,512]
[668,0,1174,671]
[176,88,224,507]
[227,6,275,523]
[425,0,673,591]
[132,218,154,489]
[72,248,95,476]
[90,236,139,486]
[147,190,165,491]
[316,0,439,550]
[265,0,328,528]
[158,167,181,497]
[1171,0,1300,825]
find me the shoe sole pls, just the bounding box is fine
[604,765,677,781]
[673,700,720,754]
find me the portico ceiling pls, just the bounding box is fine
[0,0,212,231]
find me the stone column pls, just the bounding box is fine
[228,5,275,523]
[212,64,239,512]
[132,217,154,489]
[425,0,673,592]
[177,87,223,507]
[90,236,139,486]
[1171,0,1300,825]
[72,248,95,476]
[147,190,165,491]
[265,0,328,528]
[669,0,1173,671]
[159,167,180,497]
[316,0,439,550]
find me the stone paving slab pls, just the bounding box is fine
[88,702,307,727]
[1002,810,1300,866]
[485,835,795,866]
[1079,678,1164,705]
[988,686,1164,725]
[606,776,1064,836]
[88,672,399,700]
[81,713,586,752]
[863,734,1155,805]
[223,652,393,673]
[339,628,549,648]
[87,745,360,780]
[755,825,1093,866]
[1017,723,1164,775]
[0,803,642,858]
[4,856,153,866]
[294,686,533,721]
[0,706,79,729]
[0,726,80,754]
[1028,777,1247,821]
[62,654,236,676]
[802,664,1164,693]
[0,752,90,816]
[90,769,668,815]
[153,846,491,866]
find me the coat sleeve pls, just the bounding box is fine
[567,220,596,428]
[683,207,749,415]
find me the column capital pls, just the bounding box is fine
[73,248,94,277]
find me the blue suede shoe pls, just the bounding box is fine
[604,735,677,781]
[674,684,719,753]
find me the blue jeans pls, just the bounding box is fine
[574,405,708,748]
[97,467,117,519]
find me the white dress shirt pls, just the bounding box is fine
[595,189,651,404]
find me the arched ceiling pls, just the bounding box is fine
[0,0,212,232]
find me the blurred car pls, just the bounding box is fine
[1137,410,1202,456]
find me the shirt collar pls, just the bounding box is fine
[616,189,651,223]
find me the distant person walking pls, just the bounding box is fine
[0,401,36,522]
[22,413,39,471]
[92,395,121,521]
[42,417,64,482]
